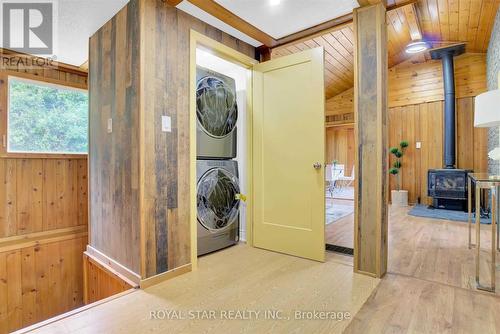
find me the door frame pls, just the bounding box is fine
[189,30,258,269]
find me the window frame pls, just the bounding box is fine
[1,73,89,159]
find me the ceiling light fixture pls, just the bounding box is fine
[269,0,281,6]
[405,40,430,54]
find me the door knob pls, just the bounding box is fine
[313,162,322,169]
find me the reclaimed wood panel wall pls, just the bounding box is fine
[89,0,255,281]
[353,3,388,278]
[326,126,355,177]
[89,1,141,275]
[0,52,88,333]
[140,0,254,277]
[389,97,488,205]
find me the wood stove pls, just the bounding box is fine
[426,44,472,211]
[428,169,471,211]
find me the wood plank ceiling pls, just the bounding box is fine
[272,0,500,99]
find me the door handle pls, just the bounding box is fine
[313,162,322,169]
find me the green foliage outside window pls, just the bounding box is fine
[8,78,88,154]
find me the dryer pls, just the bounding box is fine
[196,66,238,159]
[197,159,240,256]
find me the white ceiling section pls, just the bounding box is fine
[0,0,129,66]
[176,1,262,47]
[213,0,360,39]
[57,0,129,66]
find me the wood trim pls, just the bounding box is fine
[0,152,88,159]
[139,263,192,289]
[186,0,277,46]
[0,48,88,75]
[12,289,136,334]
[86,245,142,285]
[0,225,87,253]
[188,30,258,271]
[3,71,87,90]
[326,122,355,128]
[0,72,88,159]
[272,0,417,48]
[276,13,354,46]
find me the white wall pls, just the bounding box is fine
[196,48,249,241]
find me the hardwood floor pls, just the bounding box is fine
[325,198,354,249]
[388,206,500,295]
[23,205,500,333]
[25,245,379,334]
[345,205,500,333]
[345,273,500,334]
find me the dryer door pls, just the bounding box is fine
[197,167,240,232]
[196,71,238,138]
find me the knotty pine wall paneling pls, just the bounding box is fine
[325,53,488,205]
[326,126,355,176]
[89,0,255,281]
[83,253,133,304]
[0,52,89,333]
[388,98,488,205]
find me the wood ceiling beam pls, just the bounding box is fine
[186,0,277,47]
[165,0,184,6]
[276,13,353,46]
[184,0,417,48]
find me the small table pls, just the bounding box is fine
[467,173,500,292]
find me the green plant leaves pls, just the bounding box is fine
[389,167,399,175]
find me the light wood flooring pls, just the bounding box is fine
[325,198,354,249]
[26,246,379,334]
[345,273,500,334]
[347,206,500,333]
[24,205,500,334]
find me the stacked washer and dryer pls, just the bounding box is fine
[196,66,241,256]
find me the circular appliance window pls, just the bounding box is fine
[197,167,240,232]
[196,75,238,138]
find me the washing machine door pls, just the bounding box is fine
[196,74,238,138]
[197,167,240,232]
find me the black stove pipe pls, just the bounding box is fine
[441,52,456,169]
[430,44,465,170]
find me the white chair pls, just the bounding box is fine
[338,166,355,187]
[332,164,345,192]
[325,164,334,197]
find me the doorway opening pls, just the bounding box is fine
[325,123,355,256]
[189,31,258,269]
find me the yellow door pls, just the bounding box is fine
[252,47,325,262]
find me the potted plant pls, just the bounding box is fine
[389,141,409,207]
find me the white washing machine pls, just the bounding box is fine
[196,66,238,160]
[197,159,240,256]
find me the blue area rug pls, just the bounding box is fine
[408,204,491,224]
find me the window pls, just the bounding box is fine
[7,77,88,154]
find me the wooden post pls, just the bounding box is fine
[353,3,388,278]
